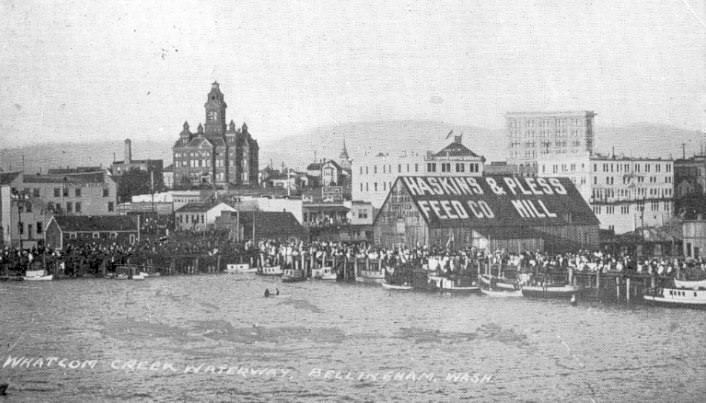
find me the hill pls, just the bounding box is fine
[1,121,701,174]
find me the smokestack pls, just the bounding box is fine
[124,139,132,163]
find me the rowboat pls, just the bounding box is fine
[382,282,413,291]
[644,288,706,309]
[521,284,582,298]
[23,270,53,281]
[225,264,257,274]
[427,275,480,294]
[115,273,129,280]
[673,278,706,290]
[258,265,283,276]
[132,273,146,281]
[480,288,523,297]
[355,269,385,284]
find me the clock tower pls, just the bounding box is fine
[204,81,227,136]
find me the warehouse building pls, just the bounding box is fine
[373,175,599,252]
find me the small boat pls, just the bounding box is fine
[355,269,386,284]
[428,275,480,294]
[644,288,706,309]
[139,272,150,278]
[480,288,522,297]
[132,273,146,281]
[673,278,706,290]
[0,275,24,281]
[313,266,337,280]
[23,270,53,281]
[281,269,306,283]
[479,274,518,290]
[521,284,582,299]
[115,273,129,280]
[225,264,257,274]
[258,265,283,276]
[382,282,413,291]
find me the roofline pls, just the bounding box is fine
[505,111,596,117]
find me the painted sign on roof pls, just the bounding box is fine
[392,176,598,228]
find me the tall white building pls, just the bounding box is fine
[352,136,484,208]
[538,153,674,234]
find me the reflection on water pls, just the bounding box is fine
[1,275,705,402]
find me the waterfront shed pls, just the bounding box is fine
[44,215,138,250]
[373,176,599,252]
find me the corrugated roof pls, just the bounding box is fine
[24,171,108,184]
[53,215,137,232]
[391,176,599,229]
[175,202,218,213]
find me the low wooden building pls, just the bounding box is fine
[373,176,599,253]
[215,210,306,242]
[45,215,139,250]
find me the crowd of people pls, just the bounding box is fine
[2,232,706,281]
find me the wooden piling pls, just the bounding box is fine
[354,257,358,280]
[616,276,621,300]
[596,270,601,298]
[626,278,631,302]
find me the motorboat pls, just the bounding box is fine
[23,270,53,281]
[521,284,582,299]
[673,278,706,290]
[257,265,283,276]
[427,275,480,294]
[644,287,706,309]
[313,266,337,280]
[381,281,413,291]
[281,269,306,283]
[479,274,518,291]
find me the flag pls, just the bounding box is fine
[445,130,454,139]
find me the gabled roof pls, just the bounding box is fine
[0,171,22,185]
[306,162,322,170]
[322,160,342,170]
[175,201,234,213]
[51,215,137,232]
[186,136,213,148]
[382,176,599,229]
[432,142,481,158]
[238,211,305,239]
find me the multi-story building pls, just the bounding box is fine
[507,111,596,174]
[1,170,118,247]
[538,153,674,234]
[172,82,259,188]
[353,136,484,208]
[673,154,706,218]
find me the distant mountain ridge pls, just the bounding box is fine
[1,121,701,174]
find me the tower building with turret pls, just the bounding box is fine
[172,82,259,188]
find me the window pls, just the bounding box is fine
[18,222,24,234]
[75,202,81,213]
[456,163,465,172]
[441,163,451,172]
[63,187,69,197]
[374,165,377,174]
[415,164,419,172]
[108,202,114,212]
[33,188,40,197]
[69,232,77,239]
[54,188,60,197]
[374,183,378,191]
[92,232,100,239]
[398,164,401,173]
[75,188,81,197]
[427,163,436,172]
[36,222,42,234]
[66,202,72,213]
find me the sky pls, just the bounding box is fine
[1,0,705,148]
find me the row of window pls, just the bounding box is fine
[29,187,112,198]
[177,214,205,224]
[17,221,43,238]
[360,163,420,175]
[508,118,585,129]
[592,202,671,215]
[591,175,672,185]
[594,162,672,173]
[360,182,394,192]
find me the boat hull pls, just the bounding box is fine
[644,288,706,309]
[382,282,413,291]
[258,266,283,276]
[479,275,518,290]
[225,264,256,274]
[481,288,522,297]
[521,285,582,299]
[23,275,53,281]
